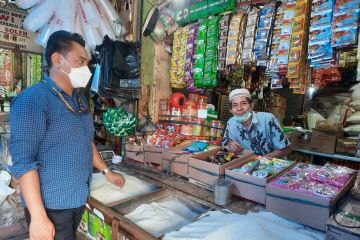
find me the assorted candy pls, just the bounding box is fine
[205,149,238,165]
[231,156,294,179]
[242,9,259,64]
[270,163,355,199]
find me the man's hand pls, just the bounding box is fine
[29,215,55,240]
[106,171,126,188]
[227,140,244,153]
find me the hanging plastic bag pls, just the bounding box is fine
[93,0,116,40]
[95,0,124,37]
[23,0,58,32]
[79,3,100,50]
[57,0,77,33]
[79,0,101,28]
[35,23,51,47]
[15,0,42,9]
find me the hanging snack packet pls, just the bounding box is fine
[332,27,358,47]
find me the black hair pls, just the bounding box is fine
[45,30,85,68]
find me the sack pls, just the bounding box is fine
[307,109,325,130]
[350,100,360,111]
[351,88,360,102]
[347,111,360,124]
[343,124,360,136]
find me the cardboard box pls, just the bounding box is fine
[310,129,344,154]
[326,197,360,240]
[125,144,145,163]
[225,156,295,204]
[144,145,164,171]
[266,165,356,231]
[162,150,190,178]
[336,139,358,156]
[188,148,254,190]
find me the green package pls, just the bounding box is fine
[88,211,112,240]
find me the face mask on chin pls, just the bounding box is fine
[60,56,92,88]
[234,111,252,123]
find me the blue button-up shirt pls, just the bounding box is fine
[222,112,290,155]
[9,75,94,209]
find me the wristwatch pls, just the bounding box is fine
[101,167,111,175]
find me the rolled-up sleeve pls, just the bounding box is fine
[9,92,46,179]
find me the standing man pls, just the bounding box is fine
[222,88,291,157]
[9,31,125,240]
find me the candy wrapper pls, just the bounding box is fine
[146,129,186,148]
[270,163,354,199]
[310,163,355,187]
[231,156,294,179]
[310,11,333,27]
[311,0,333,16]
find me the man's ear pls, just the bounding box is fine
[51,52,61,68]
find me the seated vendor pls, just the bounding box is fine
[222,88,292,158]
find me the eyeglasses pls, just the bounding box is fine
[44,80,90,114]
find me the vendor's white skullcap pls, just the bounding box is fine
[229,88,251,102]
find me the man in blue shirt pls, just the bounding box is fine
[222,88,291,157]
[9,31,125,240]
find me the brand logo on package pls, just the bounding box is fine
[176,0,236,25]
[0,7,43,53]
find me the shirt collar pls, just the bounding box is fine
[43,75,79,97]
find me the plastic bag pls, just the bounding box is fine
[23,0,58,32]
[15,0,42,9]
[95,0,124,37]
[307,109,325,129]
[80,0,101,27]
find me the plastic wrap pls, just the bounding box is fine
[23,0,58,32]
[15,0,42,9]
[95,0,124,37]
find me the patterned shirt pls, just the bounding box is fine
[222,112,290,155]
[9,75,95,209]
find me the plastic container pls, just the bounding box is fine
[181,124,193,136]
[214,179,233,205]
[198,95,207,105]
[192,119,204,136]
[189,93,199,102]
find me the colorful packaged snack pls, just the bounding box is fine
[289,47,302,62]
[332,27,358,47]
[333,10,360,28]
[310,10,333,27]
[291,32,304,48]
[309,25,332,42]
[311,0,333,16]
[292,17,305,33]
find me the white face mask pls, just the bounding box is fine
[234,111,252,123]
[60,56,92,88]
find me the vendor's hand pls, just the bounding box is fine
[227,140,244,154]
[29,215,55,240]
[106,171,126,188]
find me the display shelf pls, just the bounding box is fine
[294,148,360,163]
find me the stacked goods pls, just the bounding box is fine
[184,23,204,94]
[204,148,238,165]
[194,20,208,87]
[345,84,360,139]
[242,9,260,64]
[203,16,220,88]
[331,0,359,48]
[170,27,187,88]
[226,11,247,66]
[312,66,341,88]
[270,163,355,199]
[217,14,231,71]
[288,0,311,94]
[267,3,285,88]
[308,0,335,68]
[254,3,276,66]
[277,1,296,78]
[146,129,186,148]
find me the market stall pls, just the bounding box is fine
[1,0,360,239]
